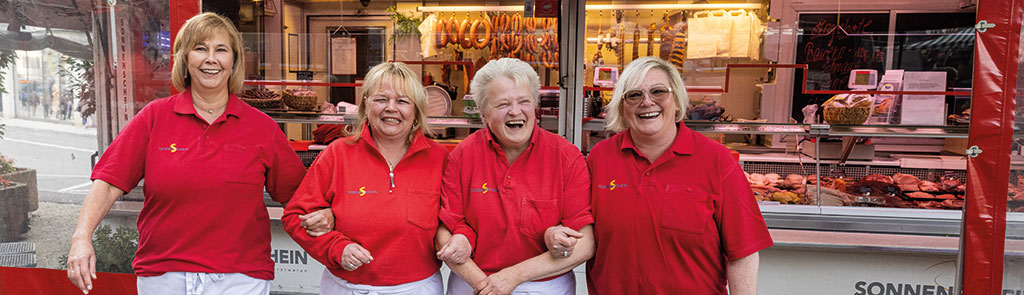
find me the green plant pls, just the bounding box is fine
[0,49,15,96]
[60,225,138,274]
[0,155,15,175]
[57,56,95,119]
[387,7,423,44]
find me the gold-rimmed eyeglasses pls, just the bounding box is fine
[622,86,673,106]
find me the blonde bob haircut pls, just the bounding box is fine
[470,58,540,112]
[604,56,689,132]
[171,13,246,94]
[352,62,433,143]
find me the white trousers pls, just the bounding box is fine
[137,272,269,295]
[446,271,575,295]
[320,269,443,295]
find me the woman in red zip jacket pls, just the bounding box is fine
[282,62,449,294]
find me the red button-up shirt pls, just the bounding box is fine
[586,123,773,295]
[283,125,448,286]
[91,90,306,280]
[439,126,594,279]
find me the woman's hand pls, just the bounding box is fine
[299,208,335,237]
[478,269,524,295]
[544,225,583,259]
[340,243,373,271]
[436,233,472,264]
[67,238,97,294]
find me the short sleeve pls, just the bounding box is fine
[264,126,306,203]
[717,156,774,260]
[438,151,478,249]
[560,153,594,231]
[90,105,153,193]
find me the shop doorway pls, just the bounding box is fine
[327,27,385,105]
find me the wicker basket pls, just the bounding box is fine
[823,105,871,125]
[283,89,318,111]
[239,94,283,110]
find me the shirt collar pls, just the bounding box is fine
[620,122,694,156]
[484,123,542,152]
[172,88,244,118]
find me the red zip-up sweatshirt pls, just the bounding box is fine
[283,125,448,286]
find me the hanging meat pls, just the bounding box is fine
[647,23,656,56]
[669,24,687,68]
[632,25,640,61]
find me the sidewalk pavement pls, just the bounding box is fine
[1,118,96,136]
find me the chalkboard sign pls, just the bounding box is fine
[792,13,889,123]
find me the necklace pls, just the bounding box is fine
[193,102,221,114]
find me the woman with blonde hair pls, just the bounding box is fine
[66,13,331,294]
[283,62,449,294]
[586,56,773,295]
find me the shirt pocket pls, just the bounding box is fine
[406,189,441,230]
[519,198,560,238]
[222,144,264,186]
[661,184,713,235]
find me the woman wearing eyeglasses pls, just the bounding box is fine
[584,57,773,295]
[282,62,449,294]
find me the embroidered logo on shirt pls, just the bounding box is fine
[157,143,189,153]
[470,183,498,194]
[598,180,628,190]
[347,186,379,196]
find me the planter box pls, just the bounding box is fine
[2,168,37,212]
[0,182,29,242]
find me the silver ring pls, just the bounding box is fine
[347,263,355,269]
[562,250,569,257]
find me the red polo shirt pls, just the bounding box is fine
[439,126,593,279]
[282,125,448,286]
[91,90,306,280]
[585,123,773,295]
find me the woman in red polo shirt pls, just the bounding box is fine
[66,13,333,295]
[435,58,595,295]
[282,62,449,294]
[585,56,774,295]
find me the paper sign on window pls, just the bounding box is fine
[331,37,357,75]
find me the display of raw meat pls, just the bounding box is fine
[915,200,944,210]
[893,173,921,192]
[747,173,768,186]
[918,181,940,192]
[847,181,899,198]
[765,173,781,186]
[954,184,966,193]
[941,199,964,209]
[783,174,806,190]
[862,174,893,184]
[906,191,936,199]
[939,177,962,192]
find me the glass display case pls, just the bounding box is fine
[100,0,1019,293]
[224,0,1002,234]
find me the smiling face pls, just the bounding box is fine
[365,77,417,143]
[623,68,679,139]
[481,76,536,151]
[186,30,234,93]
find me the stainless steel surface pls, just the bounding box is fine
[764,211,1024,239]
[828,125,969,138]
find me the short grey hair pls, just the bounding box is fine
[470,58,540,111]
[604,57,689,132]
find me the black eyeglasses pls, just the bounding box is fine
[623,86,673,106]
